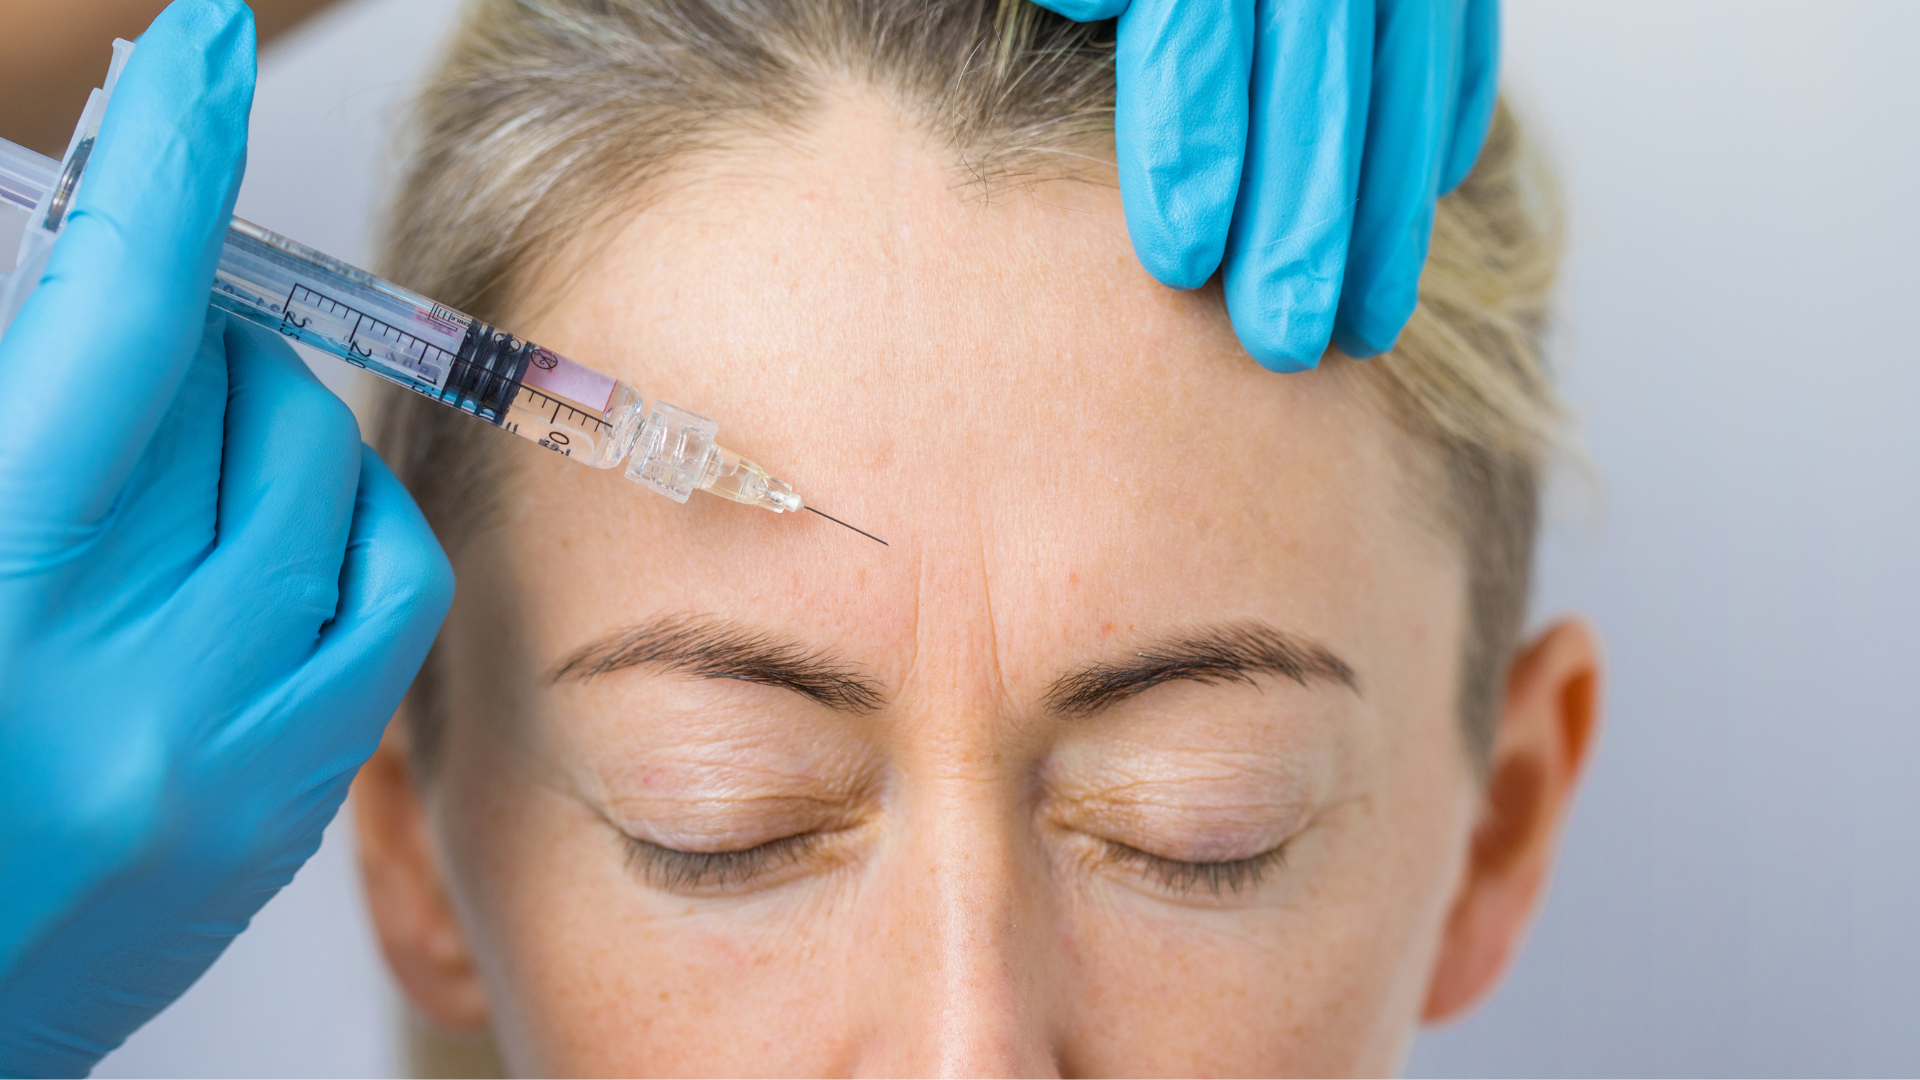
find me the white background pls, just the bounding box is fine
[85,0,1920,1075]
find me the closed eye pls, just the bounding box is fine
[1098,839,1287,897]
[624,832,820,892]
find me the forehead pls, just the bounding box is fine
[498,98,1455,698]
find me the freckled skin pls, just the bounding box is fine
[357,95,1590,1077]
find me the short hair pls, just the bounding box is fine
[375,0,1564,777]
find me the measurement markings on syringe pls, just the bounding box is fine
[506,384,611,457]
[278,283,456,386]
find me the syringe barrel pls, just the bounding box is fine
[1,131,647,472]
[1,128,799,515]
[0,140,57,222]
[209,218,648,469]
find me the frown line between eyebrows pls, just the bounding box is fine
[550,614,885,714]
[1043,622,1361,719]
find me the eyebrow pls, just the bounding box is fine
[551,614,885,713]
[1042,622,1359,718]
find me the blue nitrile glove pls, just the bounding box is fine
[1032,0,1499,370]
[0,2,453,1074]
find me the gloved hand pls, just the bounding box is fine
[0,2,453,1074]
[1031,0,1499,370]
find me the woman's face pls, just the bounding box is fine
[356,98,1598,1076]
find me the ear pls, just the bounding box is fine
[351,721,492,1032]
[1422,617,1604,1023]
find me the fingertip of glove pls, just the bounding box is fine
[1231,312,1329,373]
[1223,265,1340,373]
[1132,237,1218,291]
[1120,180,1229,289]
[146,0,259,49]
[131,0,258,112]
[1326,307,1394,360]
[1247,344,1325,374]
[57,0,257,326]
[1332,271,1419,360]
[355,450,456,622]
[390,537,457,632]
[1329,327,1390,361]
[1113,112,1243,292]
[1029,0,1131,20]
[105,0,257,177]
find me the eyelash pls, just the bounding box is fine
[624,833,820,892]
[622,832,1285,897]
[1098,840,1287,897]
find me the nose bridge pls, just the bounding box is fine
[852,768,1060,1078]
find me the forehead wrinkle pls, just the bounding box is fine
[516,111,1423,765]
[888,500,1032,748]
[976,519,1025,727]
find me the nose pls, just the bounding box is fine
[850,778,1060,1077]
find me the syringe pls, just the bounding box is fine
[0,41,883,542]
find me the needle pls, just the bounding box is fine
[805,505,888,546]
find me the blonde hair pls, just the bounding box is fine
[377,0,1561,779]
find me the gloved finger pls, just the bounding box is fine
[1221,0,1372,371]
[271,447,453,779]
[1111,0,1256,288]
[1439,0,1500,193]
[0,310,233,586]
[189,448,450,941]
[0,0,254,534]
[59,310,231,605]
[187,318,363,679]
[1028,0,1131,20]
[1330,0,1464,359]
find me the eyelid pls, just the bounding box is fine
[1097,839,1288,898]
[624,832,821,893]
